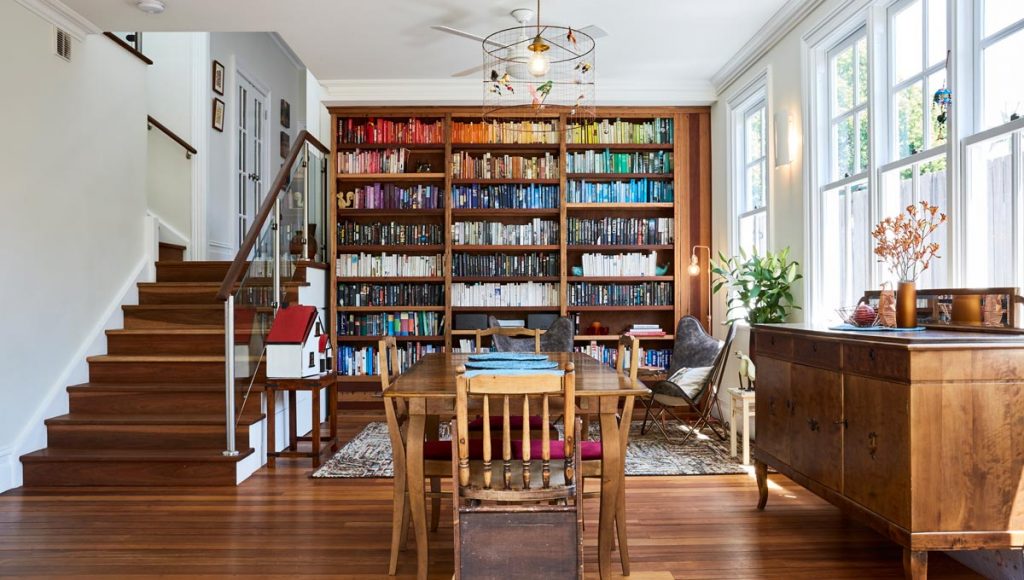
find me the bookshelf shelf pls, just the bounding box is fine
[575,334,675,341]
[329,106,712,412]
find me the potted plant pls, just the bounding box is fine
[711,247,802,324]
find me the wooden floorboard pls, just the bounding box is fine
[0,417,981,579]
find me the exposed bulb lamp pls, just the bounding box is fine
[527,34,550,77]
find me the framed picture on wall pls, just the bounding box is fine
[280,131,290,158]
[212,98,225,132]
[212,60,225,95]
[280,99,291,128]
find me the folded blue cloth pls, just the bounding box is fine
[829,324,926,332]
[465,360,559,370]
[463,369,565,378]
[468,353,549,361]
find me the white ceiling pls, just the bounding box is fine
[60,0,791,103]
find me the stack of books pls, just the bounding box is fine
[626,324,667,337]
[495,319,526,328]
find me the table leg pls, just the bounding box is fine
[615,395,634,576]
[328,382,339,452]
[742,400,751,465]
[424,415,440,532]
[405,401,428,580]
[266,387,276,468]
[598,397,622,580]
[730,397,738,458]
[755,460,768,510]
[288,391,298,451]
[903,548,928,580]
[311,385,322,468]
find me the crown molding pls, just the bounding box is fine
[269,32,305,71]
[321,78,716,107]
[14,0,101,42]
[711,0,825,94]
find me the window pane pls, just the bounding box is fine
[821,182,870,315]
[983,0,1024,37]
[928,68,947,148]
[916,157,948,289]
[746,106,765,163]
[746,162,765,210]
[895,81,924,158]
[892,0,923,84]
[856,36,868,106]
[982,30,1024,130]
[879,165,915,241]
[926,0,946,68]
[834,116,855,179]
[833,45,854,113]
[965,135,1015,286]
[857,110,870,172]
[739,211,767,256]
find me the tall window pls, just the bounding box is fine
[978,1,1024,130]
[736,97,768,255]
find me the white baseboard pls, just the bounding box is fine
[0,255,152,493]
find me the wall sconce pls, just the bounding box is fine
[689,245,712,330]
[774,111,793,167]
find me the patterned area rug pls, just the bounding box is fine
[311,421,748,478]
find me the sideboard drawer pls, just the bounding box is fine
[844,344,910,382]
[792,336,841,369]
[756,331,793,360]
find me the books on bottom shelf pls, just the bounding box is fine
[574,343,672,370]
[495,319,526,328]
[338,342,442,377]
[626,323,667,337]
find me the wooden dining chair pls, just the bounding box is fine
[378,337,451,575]
[474,327,541,353]
[452,362,583,579]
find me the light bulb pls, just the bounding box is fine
[688,255,701,276]
[527,51,550,77]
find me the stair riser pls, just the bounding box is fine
[106,333,225,356]
[88,362,237,383]
[156,263,232,283]
[21,460,239,487]
[69,391,246,415]
[158,244,185,262]
[46,424,252,450]
[139,286,298,305]
[123,309,223,329]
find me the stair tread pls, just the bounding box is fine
[68,382,252,392]
[158,242,187,251]
[157,261,232,267]
[124,304,223,310]
[107,328,225,335]
[21,447,254,462]
[46,413,264,426]
[138,281,308,288]
[87,355,226,363]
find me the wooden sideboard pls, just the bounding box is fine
[751,323,1024,580]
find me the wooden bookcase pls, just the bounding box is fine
[328,106,712,411]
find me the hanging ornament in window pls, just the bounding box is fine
[932,51,952,142]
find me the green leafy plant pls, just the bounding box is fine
[711,247,803,323]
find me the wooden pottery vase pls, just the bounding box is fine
[306,224,318,260]
[288,230,304,257]
[896,281,917,328]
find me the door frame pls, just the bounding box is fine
[230,61,272,253]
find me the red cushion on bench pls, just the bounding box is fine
[423,438,505,461]
[511,439,603,461]
[467,415,546,430]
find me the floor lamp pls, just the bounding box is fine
[687,245,712,331]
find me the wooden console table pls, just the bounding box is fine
[751,323,1024,580]
[265,373,338,468]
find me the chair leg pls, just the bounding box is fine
[580,477,586,531]
[640,396,655,435]
[429,477,441,532]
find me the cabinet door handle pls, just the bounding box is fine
[812,343,818,353]
[834,419,848,428]
[770,336,776,346]
[867,431,879,459]
[807,418,820,432]
[868,348,876,361]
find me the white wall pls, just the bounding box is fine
[207,33,307,260]
[0,2,149,490]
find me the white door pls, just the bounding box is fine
[236,73,268,251]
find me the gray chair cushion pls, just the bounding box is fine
[488,316,574,353]
[665,316,722,377]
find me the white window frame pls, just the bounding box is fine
[828,27,871,181]
[973,2,1024,133]
[726,71,772,257]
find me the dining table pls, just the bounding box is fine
[386,351,649,580]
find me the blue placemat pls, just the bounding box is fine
[464,369,565,378]
[468,353,549,361]
[465,360,559,370]
[829,324,927,332]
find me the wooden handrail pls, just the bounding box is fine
[216,130,330,301]
[103,32,153,65]
[148,116,198,159]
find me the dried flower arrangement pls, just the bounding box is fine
[871,201,948,282]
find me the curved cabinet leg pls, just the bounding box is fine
[903,548,928,580]
[755,460,768,510]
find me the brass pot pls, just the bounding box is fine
[896,281,917,328]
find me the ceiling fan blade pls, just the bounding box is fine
[578,25,608,39]
[431,25,503,48]
[452,63,487,78]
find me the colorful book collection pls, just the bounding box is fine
[338,343,442,376]
[567,179,674,203]
[452,253,559,278]
[574,344,673,370]
[451,219,558,246]
[579,252,658,277]
[337,283,444,307]
[451,282,559,307]
[567,217,674,245]
[451,120,560,144]
[337,221,443,247]
[337,148,409,174]
[337,312,444,337]
[452,152,558,180]
[336,253,442,277]
[626,323,667,337]
[337,117,443,144]
[565,118,674,145]
[337,184,441,209]
[452,184,559,209]
[566,150,673,174]
[568,282,673,306]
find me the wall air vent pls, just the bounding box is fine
[55,28,72,61]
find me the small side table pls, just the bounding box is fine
[266,373,338,468]
[728,387,756,465]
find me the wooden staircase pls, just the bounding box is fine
[20,250,280,487]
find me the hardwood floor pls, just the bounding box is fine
[0,417,981,578]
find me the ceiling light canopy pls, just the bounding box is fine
[136,0,165,15]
